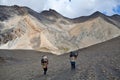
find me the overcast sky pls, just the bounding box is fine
[0,0,120,18]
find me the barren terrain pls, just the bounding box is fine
[0,36,120,80]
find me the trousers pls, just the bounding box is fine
[71,62,76,69]
[43,68,47,75]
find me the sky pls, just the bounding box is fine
[0,0,120,18]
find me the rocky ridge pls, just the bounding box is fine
[0,5,120,54]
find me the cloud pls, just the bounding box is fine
[0,0,45,12]
[44,0,75,17]
[44,0,120,18]
[0,0,120,18]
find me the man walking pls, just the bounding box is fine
[41,55,48,75]
[69,51,78,70]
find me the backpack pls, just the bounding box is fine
[41,58,48,63]
[70,51,78,57]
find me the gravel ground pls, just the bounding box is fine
[0,36,120,80]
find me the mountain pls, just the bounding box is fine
[0,5,120,55]
[110,14,120,22]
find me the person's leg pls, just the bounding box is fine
[44,68,47,75]
[72,62,76,69]
[43,68,45,75]
[73,62,76,69]
[71,62,75,69]
[71,62,73,69]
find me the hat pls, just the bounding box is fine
[43,56,47,59]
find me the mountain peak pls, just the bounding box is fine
[93,11,102,14]
[111,14,120,17]
[49,9,58,13]
[90,11,106,18]
[40,9,63,18]
[110,14,120,22]
[72,11,106,23]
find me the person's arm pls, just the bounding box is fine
[47,59,48,64]
[41,59,44,65]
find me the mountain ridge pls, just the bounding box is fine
[0,5,120,54]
